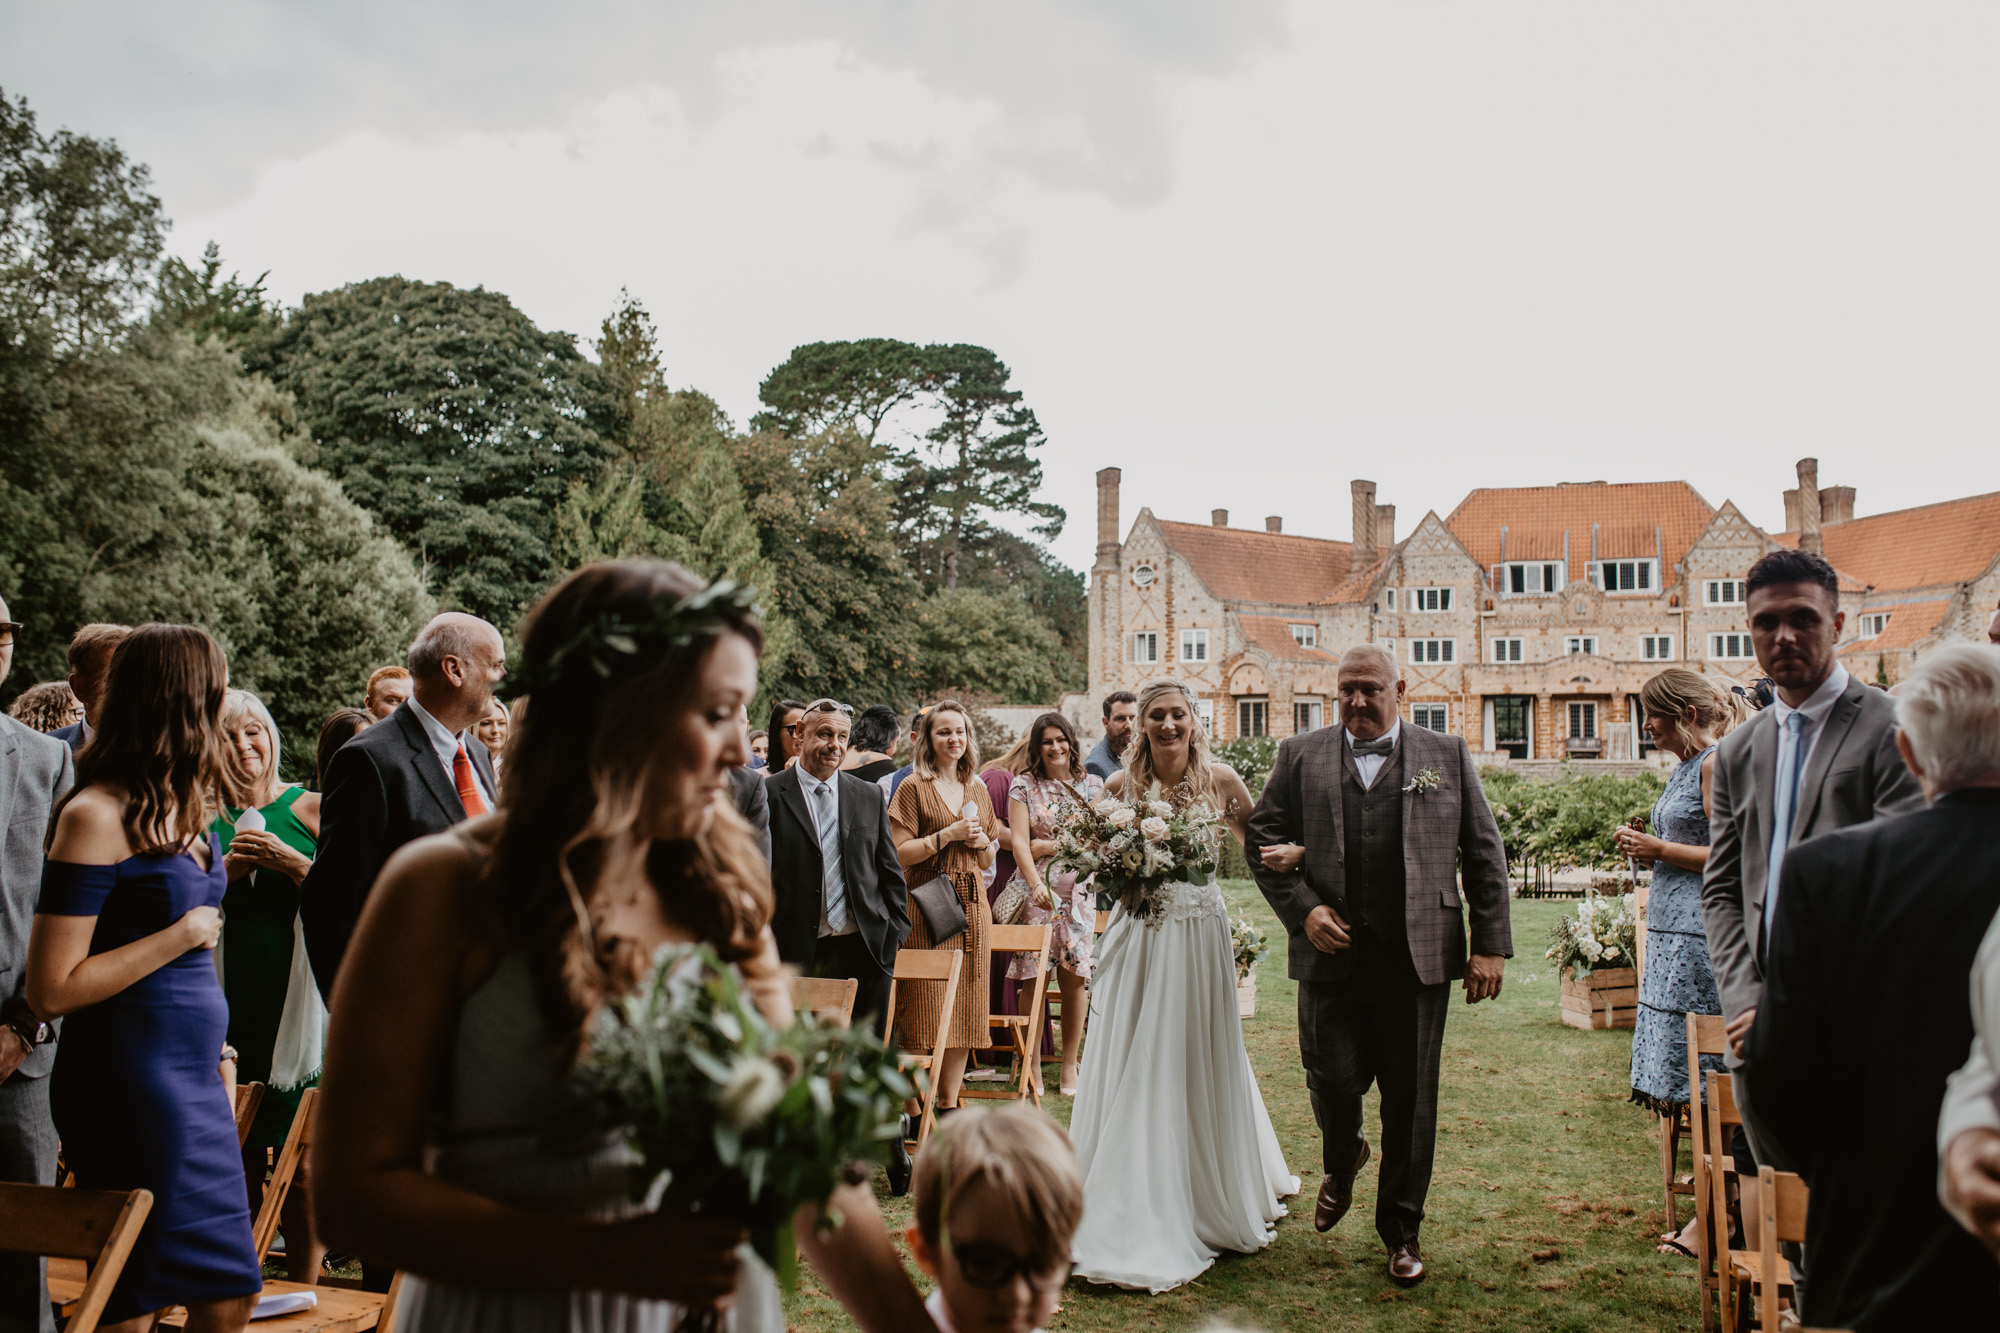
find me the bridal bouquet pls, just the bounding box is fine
[1049,781,1224,926]
[563,944,913,1312]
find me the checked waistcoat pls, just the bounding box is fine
[1342,743,1406,940]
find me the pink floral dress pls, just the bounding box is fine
[1004,772,1104,981]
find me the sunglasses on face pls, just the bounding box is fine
[950,1241,1069,1291]
[0,622,21,647]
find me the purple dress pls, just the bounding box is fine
[40,834,262,1320]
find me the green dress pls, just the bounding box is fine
[213,785,319,1153]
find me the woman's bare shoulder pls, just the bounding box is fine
[370,824,492,926]
[48,786,134,863]
[1103,770,1127,796]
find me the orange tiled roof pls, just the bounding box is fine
[1238,615,1340,663]
[1444,481,1715,589]
[1156,520,1353,605]
[1837,599,1951,655]
[1316,554,1391,606]
[1777,491,2000,592]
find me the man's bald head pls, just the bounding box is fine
[0,594,12,688]
[408,612,506,732]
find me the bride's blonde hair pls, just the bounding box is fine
[1124,679,1218,807]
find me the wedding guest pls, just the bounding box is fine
[748,729,770,767]
[473,699,510,784]
[1083,691,1137,782]
[843,705,901,784]
[313,709,372,793]
[0,596,74,1333]
[731,709,771,862]
[6,681,81,734]
[889,701,998,1112]
[1987,597,2000,645]
[311,560,934,1333]
[880,707,931,800]
[767,699,909,1029]
[211,689,326,1283]
[301,614,502,1004]
[361,665,413,722]
[48,623,130,753]
[1749,643,2000,1328]
[1944,891,2000,1261]
[1612,669,1749,1256]
[764,698,807,774]
[26,624,262,1331]
[905,1103,1083,1333]
[1003,712,1104,1097]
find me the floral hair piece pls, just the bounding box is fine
[499,579,763,701]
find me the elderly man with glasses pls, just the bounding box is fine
[766,699,911,1033]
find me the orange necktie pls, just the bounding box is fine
[453,742,489,818]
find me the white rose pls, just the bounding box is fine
[1139,816,1169,840]
[1094,799,1118,816]
[1148,801,1172,818]
[1603,945,1621,959]
[1109,831,1133,851]
[717,1058,788,1129]
[1108,807,1137,829]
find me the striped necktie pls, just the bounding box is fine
[454,742,489,818]
[814,778,848,932]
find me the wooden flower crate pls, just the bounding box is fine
[1560,966,1637,1030]
[1237,975,1257,1018]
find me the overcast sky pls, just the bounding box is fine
[8,2,1996,573]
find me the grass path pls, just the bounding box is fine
[787,889,1699,1332]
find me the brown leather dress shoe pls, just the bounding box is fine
[1313,1138,1370,1232]
[1387,1242,1426,1287]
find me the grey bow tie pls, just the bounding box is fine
[1350,736,1395,756]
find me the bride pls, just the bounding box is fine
[1069,679,1299,1292]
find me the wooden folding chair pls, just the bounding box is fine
[792,975,859,1027]
[1682,1013,1731,1331]
[967,922,1053,1107]
[0,1183,151,1333]
[884,948,964,1151]
[1731,1165,1806,1332]
[252,1086,318,1263]
[235,1081,267,1148]
[1706,1072,1801,1333]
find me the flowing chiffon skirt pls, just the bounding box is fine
[1069,880,1298,1293]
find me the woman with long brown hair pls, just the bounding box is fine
[888,701,999,1112]
[26,625,263,1333]
[311,560,931,1333]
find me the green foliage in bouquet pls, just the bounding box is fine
[566,944,914,1290]
[1545,894,1640,977]
[1230,915,1269,983]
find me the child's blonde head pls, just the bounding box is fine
[913,1104,1082,1266]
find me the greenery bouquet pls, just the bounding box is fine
[1050,781,1225,926]
[1231,915,1269,983]
[1545,894,1640,976]
[567,944,913,1326]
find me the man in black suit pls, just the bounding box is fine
[1746,643,2000,1330]
[766,699,909,1030]
[47,623,129,753]
[301,612,504,1003]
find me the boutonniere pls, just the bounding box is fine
[1403,767,1442,795]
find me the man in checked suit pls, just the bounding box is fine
[766,699,909,1031]
[1249,643,1512,1288]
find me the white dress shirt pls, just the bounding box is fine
[1346,720,1403,791]
[1762,665,1849,944]
[408,695,495,810]
[799,769,855,938]
[1941,911,2000,1231]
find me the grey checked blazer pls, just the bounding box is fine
[1700,674,1924,1023]
[1248,723,1512,986]
[0,715,74,1079]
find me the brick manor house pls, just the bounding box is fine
[1076,460,2000,762]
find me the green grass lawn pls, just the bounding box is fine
[786,888,1699,1333]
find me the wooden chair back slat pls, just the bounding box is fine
[884,948,964,1150]
[967,921,1053,1106]
[235,1081,266,1148]
[252,1087,319,1265]
[791,975,858,1027]
[1749,1166,1809,1332]
[0,1183,152,1333]
[1685,1013,1731,1332]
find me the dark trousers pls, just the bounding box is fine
[1296,932,1450,1249]
[0,1073,57,1333]
[809,932,893,1038]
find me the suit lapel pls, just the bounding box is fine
[1747,710,1777,852]
[394,704,466,822]
[0,727,20,835]
[835,774,863,888]
[467,736,499,797]
[1324,733,1349,861]
[1792,679,1862,837]
[778,772,819,869]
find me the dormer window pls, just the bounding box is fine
[1858,612,1890,638]
[1289,623,1317,648]
[1501,562,1565,596]
[1590,559,1656,594]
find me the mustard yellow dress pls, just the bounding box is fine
[889,774,997,1051]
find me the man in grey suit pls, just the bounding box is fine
[1249,644,1512,1288]
[1701,548,1925,1156]
[0,598,76,1333]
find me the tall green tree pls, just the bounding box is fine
[153,240,276,348]
[908,587,1069,703]
[752,338,937,447]
[247,277,618,626]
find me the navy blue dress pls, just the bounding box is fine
[1628,746,1726,1113]
[40,834,263,1321]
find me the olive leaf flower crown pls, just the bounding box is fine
[498,579,763,701]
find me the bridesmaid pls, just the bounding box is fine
[212,688,326,1282]
[888,701,998,1112]
[27,625,262,1333]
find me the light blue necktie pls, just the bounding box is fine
[1763,711,1808,950]
[814,778,848,933]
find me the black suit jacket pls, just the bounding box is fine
[765,768,910,973]
[299,701,497,1000]
[1746,789,2000,1330]
[731,767,771,861]
[48,720,88,753]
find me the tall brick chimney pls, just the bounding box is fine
[1795,458,1823,554]
[1783,487,1803,534]
[1265,516,1282,533]
[1094,468,1122,572]
[1090,467,1125,711]
[1211,508,1229,528]
[1351,480,1378,567]
[1375,503,1396,550]
[1818,485,1855,526]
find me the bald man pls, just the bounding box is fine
[300,613,504,1002]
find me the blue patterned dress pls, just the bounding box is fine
[1629,745,1725,1113]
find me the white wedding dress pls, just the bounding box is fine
[1069,876,1299,1292]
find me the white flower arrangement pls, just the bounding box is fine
[1544,893,1640,976]
[1050,779,1225,927]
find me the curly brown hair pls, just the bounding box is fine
[481,560,774,1065]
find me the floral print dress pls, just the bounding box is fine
[1629,744,1725,1113]
[1004,772,1104,981]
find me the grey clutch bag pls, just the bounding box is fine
[910,873,969,944]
